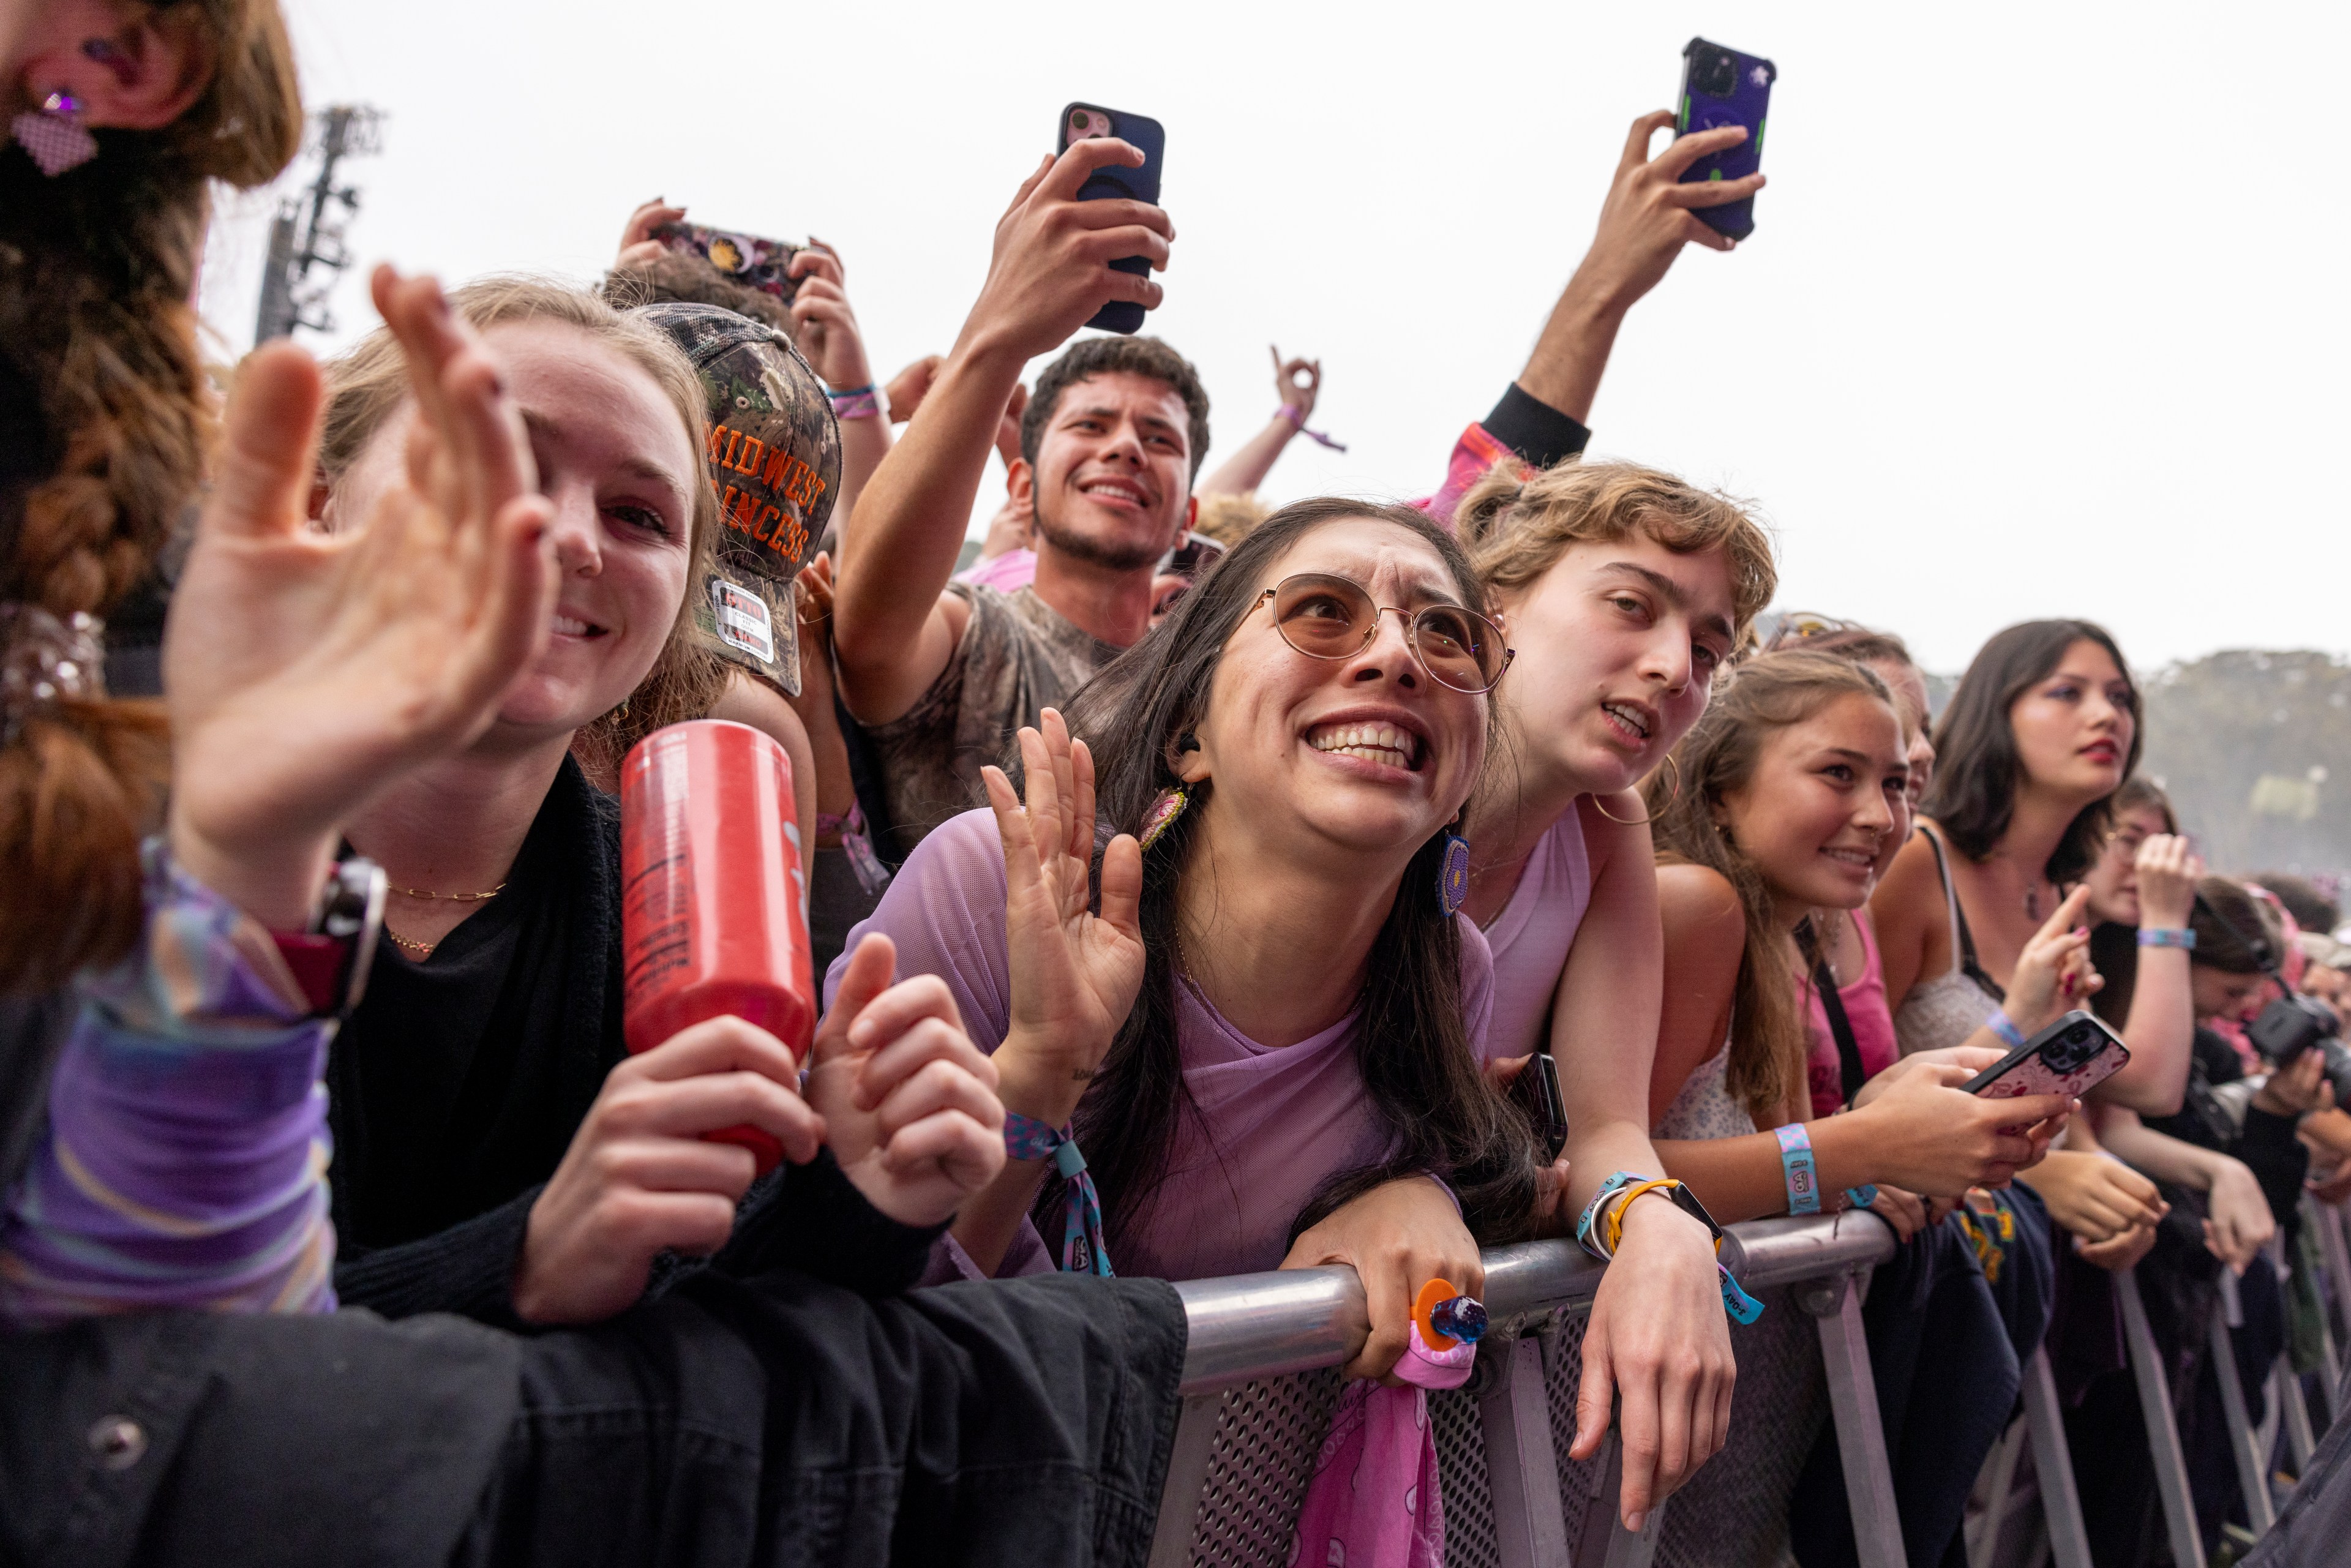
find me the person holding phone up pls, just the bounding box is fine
[831,136,1194,860]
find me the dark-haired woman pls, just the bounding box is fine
[831,498,1537,1378]
[1871,620,2175,1257]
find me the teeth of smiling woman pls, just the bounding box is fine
[1601,702,1650,739]
[1822,848,1874,867]
[552,614,593,636]
[1310,722,1415,768]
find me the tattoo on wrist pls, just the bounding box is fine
[1071,1067,1095,1082]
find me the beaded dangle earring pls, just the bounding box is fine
[1437,823,1472,917]
[13,91,97,176]
[1140,733,1201,851]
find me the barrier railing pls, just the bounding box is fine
[1153,1212,1901,1568]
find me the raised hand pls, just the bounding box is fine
[1271,345,1320,420]
[2004,885,2101,1033]
[806,933,1007,1226]
[2134,834,2203,930]
[1567,111,1766,314]
[786,242,874,392]
[978,708,1146,1126]
[956,140,1173,364]
[165,266,555,928]
[615,198,686,270]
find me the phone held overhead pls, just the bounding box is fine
[1676,37,1775,241]
[1057,102,1164,335]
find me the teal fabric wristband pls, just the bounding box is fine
[2138,927,2196,950]
[1987,1011,2028,1050]
[1774,1123,1822,1215]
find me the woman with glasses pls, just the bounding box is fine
[827,498,1535,1383]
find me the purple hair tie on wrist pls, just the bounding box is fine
[1278,404,1348,452]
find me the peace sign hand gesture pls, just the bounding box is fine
[979,708,1146,1128]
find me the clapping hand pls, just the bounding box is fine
[806,933,1007,1226]
[978,708,1145,1125]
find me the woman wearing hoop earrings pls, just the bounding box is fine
[827,498,1539,1389]
[1445,459,1775,1528]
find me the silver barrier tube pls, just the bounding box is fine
[1801,1259,1909,1568]
[2210,1268,2276,1532]
[2020,1347,2095,1568]
[2273,1360,2317,1474]
[2116,1266,2207,1567]
[2309,1198,2350,1411]
[1159,1217,1897,1568]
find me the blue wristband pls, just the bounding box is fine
[2138,927,2196,950]
[1987,1011,2028,1050]
[1774,1123,1823,1215]
[1845,1185,1879,1210]
[1576,1169,1645,1262]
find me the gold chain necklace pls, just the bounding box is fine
[386,927,437,959]
[389,880,508,902]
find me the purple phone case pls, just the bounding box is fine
[1059,102,1164,335]
[1676,37,1775,241]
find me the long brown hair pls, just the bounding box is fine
[0,1,302,992]
[1645,651,1897,1125]
[316,275,729,778]
[1053,499,1540,1251]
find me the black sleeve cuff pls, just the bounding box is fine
[331,1186,540,1329]
[1485,383,1593,470]
[701,1148,950,1298]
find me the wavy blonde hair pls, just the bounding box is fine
[1455,459,1777,637]
[317,275,728,778]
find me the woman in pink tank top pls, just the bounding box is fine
[1445,459,1779,1528]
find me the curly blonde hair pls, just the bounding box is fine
[1455,459,1777,637]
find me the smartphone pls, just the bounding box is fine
[1057,102,1164,334]
[1510,1050,1569,1162]
[1962,1011,2131,1101]
[1675,37,1775,241]
[651,221,803,305]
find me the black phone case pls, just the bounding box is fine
[1057,102,1163,334]
[1512,1051,1569,1162]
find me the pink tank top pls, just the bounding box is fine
[1803,910,1900,1117]
[1480,810,1595,1060]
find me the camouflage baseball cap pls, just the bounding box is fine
[638,302,842,696]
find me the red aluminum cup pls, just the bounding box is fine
[620,719,814,1173]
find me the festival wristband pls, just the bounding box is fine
[1987,1011,2028,1050]
[1585,1173,1765,1324]
[1276,403,1348,452]
[1774,1123,1823,1215]
[1575,1169,1644,1262]
[827,383,881,421]
[1000,1112,1113,1277]
[1845,1185,1879,1210]
[2138,927,2196,950]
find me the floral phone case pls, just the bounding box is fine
[1965,1011,2132,1101]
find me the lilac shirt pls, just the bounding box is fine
[824,808,1497,1282]
[1478,810,1594,1061]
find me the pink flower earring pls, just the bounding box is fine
[13,91,97,176]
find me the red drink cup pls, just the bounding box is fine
[619,719,814,1173]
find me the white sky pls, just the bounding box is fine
[200,1,2350,674]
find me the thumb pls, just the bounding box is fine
[210,342,325,540]
[816,932,898,1062]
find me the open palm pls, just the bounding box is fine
[165,266,555,926]
[980,708,1145,1086]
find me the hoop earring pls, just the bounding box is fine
[1588,752,1681,827]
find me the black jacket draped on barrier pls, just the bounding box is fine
[0,1270,1186,1568]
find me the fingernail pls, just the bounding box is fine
[1627,1512,1647,1532]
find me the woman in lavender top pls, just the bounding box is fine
[833,498,1538,1378]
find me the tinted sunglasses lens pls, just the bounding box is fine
[1412,606,1503,691]
[1272,574,1373,656]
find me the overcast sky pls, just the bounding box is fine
[198,1,2349,675]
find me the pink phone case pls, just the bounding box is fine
[1976,1043,2128,1101]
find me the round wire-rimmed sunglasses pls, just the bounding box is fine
[1254,572,1513,694]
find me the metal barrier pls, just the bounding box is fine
[1153,1212,1900,1568]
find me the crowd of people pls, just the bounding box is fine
[3,4,2349,1566]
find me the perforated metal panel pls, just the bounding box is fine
[1429,1384,1499,1568]
[1187,1369,1344,1567]
[1543,1311,1603,1548]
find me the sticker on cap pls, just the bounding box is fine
[709,577,776,664]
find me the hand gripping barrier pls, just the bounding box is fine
[1152,1211,1902,1568]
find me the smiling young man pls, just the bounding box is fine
[831,137,1193,853]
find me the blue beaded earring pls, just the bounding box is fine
[1438,829,1472,917]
